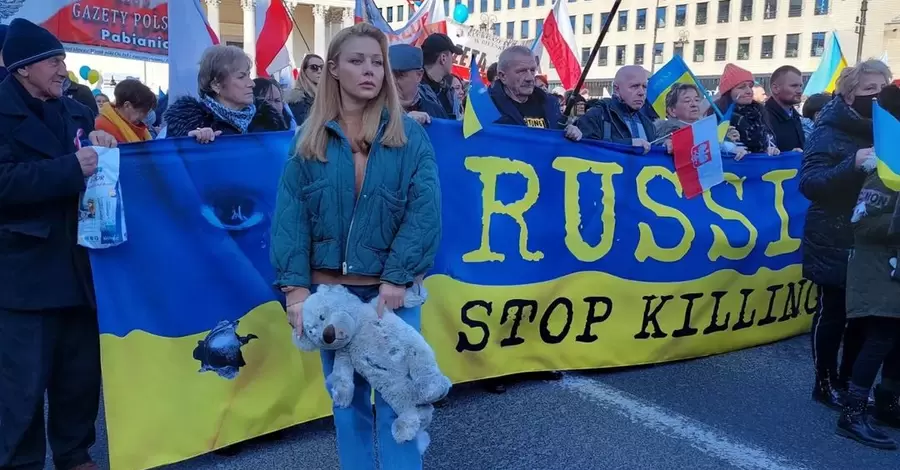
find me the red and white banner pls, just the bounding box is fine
[446,22,531,80]
[541,0,580,89]
[672,115,725,199]
[3,0,169,62]
[255,0,292,77]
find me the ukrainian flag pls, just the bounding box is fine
[874,100,900,190]
[648,55,719,120]
[463,56,500,138]
[803,32,848,96]
[717,102,735,142]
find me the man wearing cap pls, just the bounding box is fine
[389,43,448,124]
[421,33,463,120]
[0,18,116,470]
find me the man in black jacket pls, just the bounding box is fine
[0,19,116,470]
[389,43,448,124]
[64,79,100,117]
[765,65,805,152]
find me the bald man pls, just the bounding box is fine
[576,65,657,153]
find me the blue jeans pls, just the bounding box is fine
[317,286,423,470]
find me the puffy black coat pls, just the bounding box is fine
[799,97,873,287]
[163,96,286,138]
[285,88,314,126]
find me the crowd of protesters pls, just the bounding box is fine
[4,15,900,470]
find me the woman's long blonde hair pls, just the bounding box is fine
[295,53,322,98]
[296,23,406,161]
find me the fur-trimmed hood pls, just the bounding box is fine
[163,95,287,138]
[285,87,313,105]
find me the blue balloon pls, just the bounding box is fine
[452,3,469,23]
[92,88,102,96]
[79,65,91,81]
[414,1,422,6]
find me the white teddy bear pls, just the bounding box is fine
[292,284,452,451]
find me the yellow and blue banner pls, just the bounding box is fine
[874,99,900,190]
[462,55,500,138]
[803,31,848,96]
[91,123,813,469]
[647,55,720,120]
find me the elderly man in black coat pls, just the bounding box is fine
[0,19,116,470]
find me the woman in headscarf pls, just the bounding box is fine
[841,83,900,449]
[800,59,893,414]
[285,53,323,126]
[709,63,778,155]
[163,45,285,143]
[253,77,292,131]
[271,23,441,469]
[94,78,157,143]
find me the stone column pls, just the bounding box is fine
[241,0,257,71]
[313,6,328,58]
[205,0,221,38]
[342,8,354,29]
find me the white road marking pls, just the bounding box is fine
[559,376,808,470]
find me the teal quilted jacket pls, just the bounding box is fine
[270,113,441,288]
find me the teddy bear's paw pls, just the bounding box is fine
[326,375,354,407]
[416,404,434,430]
[415,431,431,455]
[391,413,420,443]
[416,375,452,404]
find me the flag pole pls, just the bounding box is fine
[560,0,623,124]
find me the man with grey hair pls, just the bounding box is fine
[488,45,582,141]
[576,65,657,153]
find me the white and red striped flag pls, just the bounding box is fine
[168,0,220,99]
[672,115,725,199]
[540,0,580,89]
[255,0,293,77]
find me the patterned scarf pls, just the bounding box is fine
[202,95,256,134]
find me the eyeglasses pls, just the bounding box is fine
[306,64,323,72]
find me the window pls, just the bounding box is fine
[694,40,706,62]
[653,43,664,64]
[785,33,799,58]
[598,46,608,66]
[715,38,727,61]
[569,15,575,30]
[506,21,514,39]
[740,0,752,21]
[675,4,687,26]
[601,12,609,28]
[481,0,488,13]
[537,0,544,5]
[656,6,667,28]
[811,32,826,57]
[493,0,500,11]
[581,47,590,66]
[815,0,829,15]
[618,10,628,31]
[634,44,645,65]
[737,37,750,60]
[409,4,414,19]
[492,23,500,36]
[696,2,708,25]
[789,0,802,17]
[674,43,684,57]
[636,9,647,30]
[764,0,776,19]
[761,35,774,58]
[398,5,404,20]
[444,0,450,15]
[583,14,593,34]
[717,0,730,23]
[522,0,529,7]
[468,0,474,12]
[521,20,530,38]
[508,0,516,9]
[616,45,626,65]
[386,6,393,22]
[537,18,543,35]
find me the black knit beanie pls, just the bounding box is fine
[2,19,65,71]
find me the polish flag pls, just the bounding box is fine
[355,0,445,45]
[540,0,581,89]
[168,0,220,99]
[671,115,725,199]
[255,0,293,77]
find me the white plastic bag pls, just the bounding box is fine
[77,147,127,249]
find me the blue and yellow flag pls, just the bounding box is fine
[717,102,735,142]
[648,55,719,119]
[874,100,900,190]
[803,31,848,96]
[462,57,500,138]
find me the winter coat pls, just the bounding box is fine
[163,96,286,138]
[419,76,462,120]
[270,111,441,289]
[764,98,805,152]
[285,88,314,126]
[730,102,775,153]
[0,76,96,310]
[65,82,99,118]
[799,97,872,287]
[489,82,564,130]
[576,97,658,144]
[845,171,900,320]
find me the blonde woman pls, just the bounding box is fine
[271,23,442,469]
[286,53,323,125]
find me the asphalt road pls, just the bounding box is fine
[72,335,899,469]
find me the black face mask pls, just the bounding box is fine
[851,93,878,118]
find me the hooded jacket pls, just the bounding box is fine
[285,88,314,126]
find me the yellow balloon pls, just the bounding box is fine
[68,71,78,83]
[88,69,101,85]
